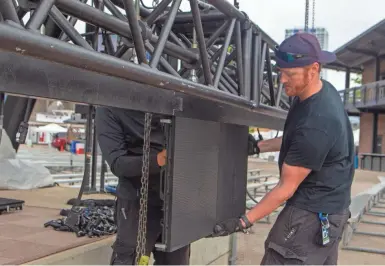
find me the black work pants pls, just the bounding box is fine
[261,205,350,265]
[110,196,191,265]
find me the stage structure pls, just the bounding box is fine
[0,0,288,254]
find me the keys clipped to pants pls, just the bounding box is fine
[318,213,330,246]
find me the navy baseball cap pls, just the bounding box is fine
[274,32,336,68]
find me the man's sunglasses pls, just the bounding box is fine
[274,46,307,63]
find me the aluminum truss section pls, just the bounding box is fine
[0,0,288,129]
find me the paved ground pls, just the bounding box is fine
[11,145,385,264]
[235,159,385,265]
[0,187,115,265]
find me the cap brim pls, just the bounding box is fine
[275,51,336,69]
[318,51,336,64]
[275,56,316,68]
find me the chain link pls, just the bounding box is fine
[135,112,152,264]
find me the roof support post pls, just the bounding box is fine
[372,112,379,154]
[376,56,381,81]
[345,68,351,89]
[344,68,351,104]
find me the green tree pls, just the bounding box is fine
[351,76,362,85]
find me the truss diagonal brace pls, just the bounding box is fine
[55,0,199,63]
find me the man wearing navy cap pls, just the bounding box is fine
[211,33,354,265]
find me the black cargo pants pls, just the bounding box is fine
[261,205,350,265]
[110,189,190,265]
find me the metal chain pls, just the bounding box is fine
[312,0,315,30]
[135,112,152,265]
[304,0,309,32]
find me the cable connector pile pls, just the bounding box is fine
[44,200,117,238]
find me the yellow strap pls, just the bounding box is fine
[138,255,150,265]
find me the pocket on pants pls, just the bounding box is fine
[263,206,315,265]
[266,241,308,265]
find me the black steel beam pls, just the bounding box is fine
[213,19,235,88]
[0,0,35,151]
[252,33,261,103]
[59,0,88,41]
[144,0,172,26]
[8,24,261,108]
[242,26,252,99]
[190,0,212,86]
[205,19,230,50]
[103,0,127,21]
[0,0,20,24]
[55,0,199,64]
[49,6,93,50]
[206,0,245,22]
[0,50,286,129]
[150,0,182,68]
[26,0,56,30]
[265,48,276,106]
[145,42,180,77]
[235,21,244,96]
[0,92,4,142]
[156,10,226,24]
[122,0,147,64]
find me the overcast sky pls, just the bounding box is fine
[238,0,384,51]
[235,0,385,89]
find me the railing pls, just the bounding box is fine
[360,153,385,172]
[339,80,385,109]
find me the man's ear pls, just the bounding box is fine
[312,62,321,74]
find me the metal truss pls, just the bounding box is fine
[0,0,288,129]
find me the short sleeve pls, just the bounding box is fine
[284,127,335,171]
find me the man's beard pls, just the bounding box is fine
[285,68,311,97]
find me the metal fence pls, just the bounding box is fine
[360,153,385,172]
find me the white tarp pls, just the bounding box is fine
[353,129,359,146]
[0,159,53,190]
[0,129,54,190]
[34,123,67,133]
[0,129,16,160]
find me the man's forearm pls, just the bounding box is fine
[258,136,282,153]
[245,184,291,224]
[110,154,160,178]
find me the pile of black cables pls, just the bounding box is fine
[44,199,117,238]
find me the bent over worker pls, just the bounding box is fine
[212,32,354,265]
[96,107,190,265]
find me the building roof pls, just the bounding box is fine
[325,18,385,72]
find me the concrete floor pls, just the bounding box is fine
[2,145,385,265]
[0,187,114,265]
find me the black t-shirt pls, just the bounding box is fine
[278,79,354,214]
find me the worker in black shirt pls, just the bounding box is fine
[211,33,354,265]
[95,107,190,265]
